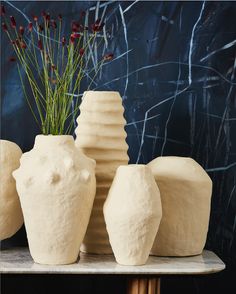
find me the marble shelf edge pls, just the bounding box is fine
[0,248,225,275]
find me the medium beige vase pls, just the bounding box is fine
[0,140,23,240]
[75,91,129,254]
[13,135,96,265]
[104,165,162,265]
[148,156,212,256]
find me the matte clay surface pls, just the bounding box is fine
[75,91,129,254]
[104,165,162,265]
[13,135,96,265]
[1,1,235,293]
[0,140,23,240]
[148,156,212,256]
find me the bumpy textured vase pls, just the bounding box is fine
[0,140,23,240]
[104,165,162,265]
[148,156,212,256]
[13,135,96,265]
[75,91,129,254]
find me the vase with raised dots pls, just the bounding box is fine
[13,135,96,265]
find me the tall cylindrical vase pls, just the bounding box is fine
[13,135,96,264]
[75,91,129,254]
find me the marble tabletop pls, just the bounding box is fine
[0,248,225,275]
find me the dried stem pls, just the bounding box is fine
[2,8,113,135]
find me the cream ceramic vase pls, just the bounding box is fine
[13,135,96,265]
[104,165,162,265]
[148,156,212,257]
[0,140,23,240]
[75,91,129,254]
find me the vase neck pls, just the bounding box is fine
[34,135,74,149]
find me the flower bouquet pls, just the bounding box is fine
[1,4,113,135]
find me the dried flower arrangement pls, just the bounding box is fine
[1,4,113,135]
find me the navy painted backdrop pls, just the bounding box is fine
[1,1,236,293]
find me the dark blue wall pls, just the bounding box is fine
[1,1,236,293]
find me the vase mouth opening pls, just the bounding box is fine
[117,164,147,170]
[34,134,74,147]
[84,90,120,94]
[82,91,122,101]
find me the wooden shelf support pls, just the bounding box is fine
[127,276,161,294]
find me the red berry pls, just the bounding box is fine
[20,41,27,49]
[28,22,33,32]
[41,11,47,18]
[79,48,85,56]
[70,34,75,44]
[71,33,80,39]
[80,11,86,17]
[33,15,38,22]
[38,39,43,50]
[71,21,79,32]
[62,36,66,46]
[10,16,16,28]
[38,24,44,32]
[19,26,24,35]
[46,13,50,22]
[1,5,6,16]
[104,53,114,61]
[9,56,16,62]
[51,19,57,29]
[91,19,104,32]
[2,22,8,32]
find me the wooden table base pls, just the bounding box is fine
[127,277,161,294]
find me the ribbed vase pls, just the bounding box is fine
[75,91,129,254]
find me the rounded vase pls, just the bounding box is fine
[13,135,96,265]
[0,140,23,240]
[148,156,212,256]
[104,165,162,265]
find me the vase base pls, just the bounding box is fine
[32,256,79,265]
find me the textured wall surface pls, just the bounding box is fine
[1,1,236,293]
